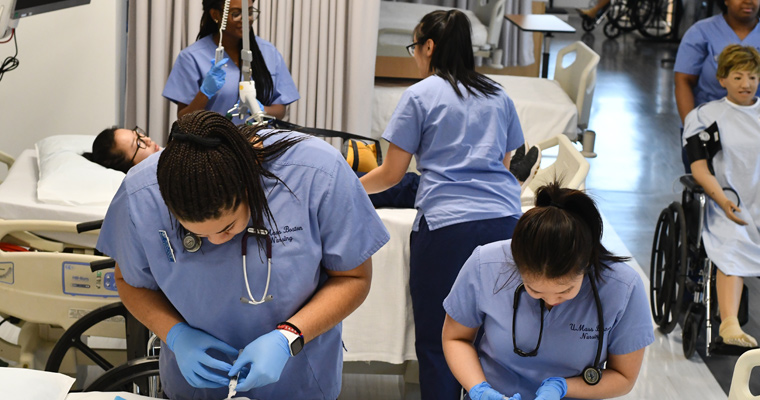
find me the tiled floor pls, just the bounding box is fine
[342,12,759,400]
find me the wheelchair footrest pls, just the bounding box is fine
[710,337,759,356]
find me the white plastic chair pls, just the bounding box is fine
[520,134,590,210]
[728,348,760,400]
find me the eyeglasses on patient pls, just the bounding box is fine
[230,6,259,22]
[129,127,149,164]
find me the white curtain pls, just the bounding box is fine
[125,0,381,146]
[388,0,534,67]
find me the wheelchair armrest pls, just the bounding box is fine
[680,175,704,194]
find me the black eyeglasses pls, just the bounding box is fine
[406,41,422,57]
[230,6,259,21]
[129,126,149,164]
[512,283,545,357]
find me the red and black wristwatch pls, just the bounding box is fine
[277,321,304,356]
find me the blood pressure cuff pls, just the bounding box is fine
[685,121,721,174]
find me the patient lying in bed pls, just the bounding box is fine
[82,126,161,173]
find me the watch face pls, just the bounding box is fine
[291,336,304,356]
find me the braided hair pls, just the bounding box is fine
[82,126,133,173]
[509,181,628,283]
[157,111,304,240]
[413,9,500,99]
[197,0,275,105]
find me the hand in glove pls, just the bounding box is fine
[535,377,568,400]
[229,330,291,391]
[165,322,238,388]
[469,381,522,400]
[200,57,229,99]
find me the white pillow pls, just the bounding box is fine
[35,135,126,206]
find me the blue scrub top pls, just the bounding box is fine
[163,35,300,125]
[97,131,390,400]
[382,75,524,231]
[675,14,760,107]
[443,241,654,400]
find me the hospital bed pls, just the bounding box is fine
[372,41,601,154]
[377,0,506,68]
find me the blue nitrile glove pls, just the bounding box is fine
[114,397,127,400]
[200,57,229,99]
[257,99,265,113]
[229,330,291,391]
[166,322,238,388]
[535,377,568,400]
[469,381,522,400]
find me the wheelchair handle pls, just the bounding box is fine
[679,175,704,194]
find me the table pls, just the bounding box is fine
[504,14,576,78]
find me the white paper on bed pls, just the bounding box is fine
[0,368,75,400]
[35,135,125,206]
[372,75,578,144]
[342,208,417,364]
[377,1,488,57]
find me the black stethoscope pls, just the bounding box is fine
[512,273,604,385]
[183,227,274,305]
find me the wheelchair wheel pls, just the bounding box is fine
[582,17,596,32]
[85,356,161,396]
[603,21,621,39]
[45,302,150,385]
[650,202,688,333]
[682,303,704,359]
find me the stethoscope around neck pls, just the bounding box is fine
[512,273,604,385]
[182,226,273,305]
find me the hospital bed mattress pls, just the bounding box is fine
[378,2,488,57]
[0,150,105,247]
[372,75,578,144]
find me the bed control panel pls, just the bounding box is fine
[62,261,119,297]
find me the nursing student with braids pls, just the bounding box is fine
[163,0,299,124]
[443,183,654,400]
[360,9,524,400]
[96,111,389,399]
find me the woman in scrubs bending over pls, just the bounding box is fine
[96,111,389,399]
[360,9,524,400]
[443,183,654,400]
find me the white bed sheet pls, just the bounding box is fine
[372,75,578,145]
[0,150,106,247]
[342,208,417,364]
[378,2,488,58]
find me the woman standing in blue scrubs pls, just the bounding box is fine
[163,0,299,123]
[674,0,760,169]
[443,183,654,400]
[96,111,389,400]
[360,9,524,400]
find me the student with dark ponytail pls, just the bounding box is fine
[442,182,654,400]
[163,0,299,123]
[360,9,524,400]
[96,111,389,399]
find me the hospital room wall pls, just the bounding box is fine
[0,0,127,180]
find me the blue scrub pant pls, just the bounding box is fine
[410,215,519,400]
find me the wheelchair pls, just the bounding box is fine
[651,175,749,359]
[579,0,637,39]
